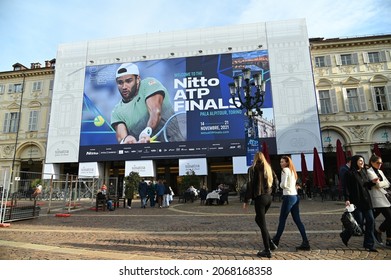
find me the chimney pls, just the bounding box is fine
[30,62,42,69]
[45,60,51,68]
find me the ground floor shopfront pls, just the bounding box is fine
[40,157,243,198]
[4,143,391,199]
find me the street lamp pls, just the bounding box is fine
[323,129,334,153]
[382,129,391,150]
[325,144,334,153]
[228,68,266,119]
[229,68,266,165]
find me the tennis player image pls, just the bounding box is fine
[111,63,185,144]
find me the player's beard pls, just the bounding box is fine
[121,84,138,102]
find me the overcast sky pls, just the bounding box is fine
[0,0,390,71]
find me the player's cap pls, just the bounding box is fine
[116,63,139,78]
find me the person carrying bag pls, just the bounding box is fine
[340,204,362,246]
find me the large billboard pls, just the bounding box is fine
[78,50,276,162]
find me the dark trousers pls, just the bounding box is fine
[157,195,163,206]
[254,194,272,251]
[374,207,391,238]
[149,195,156,207]
[127,198,132,207]
[355,208,375,248]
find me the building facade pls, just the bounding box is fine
[0,60,55,192]
[1,22,390,196]
[310,35,391,184]
[44,19,321,195]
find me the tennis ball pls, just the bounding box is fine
[94,115,105,127]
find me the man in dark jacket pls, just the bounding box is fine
[155,179,165,208]
[138,179,148,208]
[340,157,351,201]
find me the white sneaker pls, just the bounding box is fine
[127,206,131,209]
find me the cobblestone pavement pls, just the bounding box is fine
[1,197,390,260]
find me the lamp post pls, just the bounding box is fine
[323,129,334,153]
[228,68,266,165]
[229,68,266,119]
[382,129,391,150]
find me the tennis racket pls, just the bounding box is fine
[150,111,187,142]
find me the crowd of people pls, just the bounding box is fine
[339,154,391,251]
[96,152,390,258]
[122,179,231,208]
[99,178,175,211]
[133,178,174,209]
[242,151,391,258]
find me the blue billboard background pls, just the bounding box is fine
[78,50,276,162]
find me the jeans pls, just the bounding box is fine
[254,194,272,251]
[374,207,391,238]
[354,208,375,248]
[274,195,308,243]
[163,194,170,207]
[140,196,147,207]
[107,200,113,210]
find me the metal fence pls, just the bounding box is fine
[1,169,118,223]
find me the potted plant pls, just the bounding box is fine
[124,171,141,200]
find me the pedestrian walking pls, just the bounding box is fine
[243,152,277,258]
[155,179,165,208]
[342,155,379,252]
[272,155,310,251]
[340,157,352,203]
[138,179,148,208]
[366,154,391,247]
[163,181,171,208]
[147,181,156,207]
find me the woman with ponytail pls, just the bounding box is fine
[271,155,310,251]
